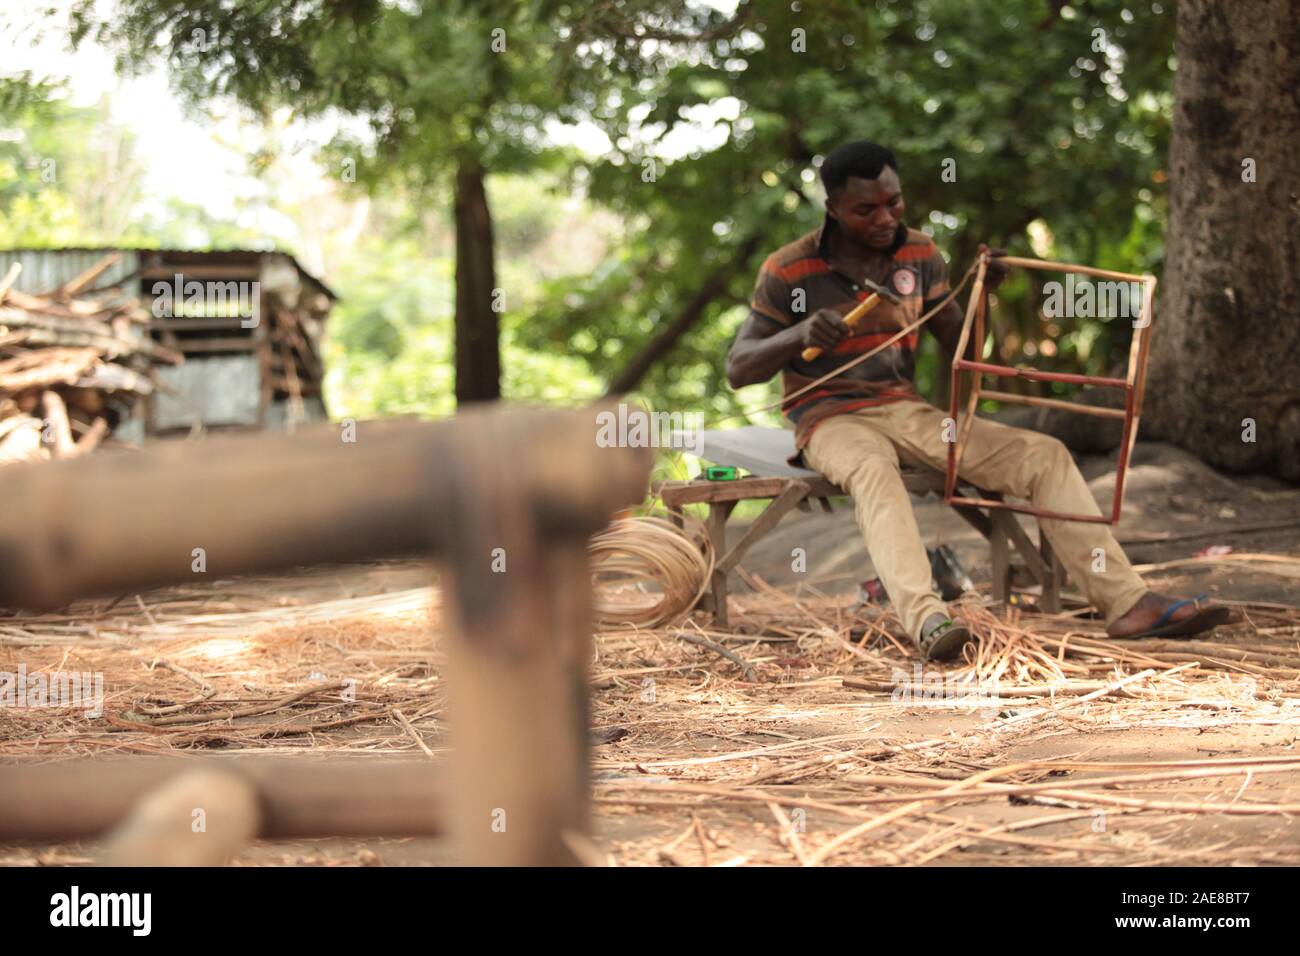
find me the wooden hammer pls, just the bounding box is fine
[800,276,903,362]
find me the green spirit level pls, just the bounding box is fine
[703,465,738,481]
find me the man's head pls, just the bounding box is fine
[820,141,905,251]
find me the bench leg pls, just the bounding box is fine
[715,481,809,577]
[706,501,735,627]
[989,513,1011,605]
[1038,530,1065,613]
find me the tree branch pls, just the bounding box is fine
[604,232,764,397]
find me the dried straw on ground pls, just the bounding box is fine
[3,549,1299,866]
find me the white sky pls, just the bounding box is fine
[3,1,333,229]
[1,0,744,247]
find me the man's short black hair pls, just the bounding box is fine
[820,141,898,198]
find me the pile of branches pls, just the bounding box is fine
[0,254,181,464]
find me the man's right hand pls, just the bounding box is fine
[798,308,849,353]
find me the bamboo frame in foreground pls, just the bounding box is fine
[0,406,652,865]
[945,255,1156,525]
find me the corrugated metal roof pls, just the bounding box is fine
[0,249,141,296]
[0,246,338,301]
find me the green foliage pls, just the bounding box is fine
[41,0,1177,429]
[322,179,608,420]
[0,71,276,251]
[530,0,1175,416]
[0,76,148,246]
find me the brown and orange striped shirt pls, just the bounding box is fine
[748,217,951,453]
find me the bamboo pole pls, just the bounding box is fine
[0,759,446,842]
[950,271,986,494]
[996,255,1147,283]
[97,769,261,867]
[946,259,988,499]
[980,390,1127,419]
[0,405,650,610]
[437,407,610,866]
[958,361,1128,387]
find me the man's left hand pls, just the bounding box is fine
[978,243,1009,291]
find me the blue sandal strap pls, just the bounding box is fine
[1152,594,1209,630]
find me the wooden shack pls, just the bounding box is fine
[0,247,334,442]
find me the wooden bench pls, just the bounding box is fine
[654,467,1066,628]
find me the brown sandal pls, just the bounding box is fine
[1120,594,1232,639]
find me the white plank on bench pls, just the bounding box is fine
[673,425,819,478]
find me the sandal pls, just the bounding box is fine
[1121,594,1232,639]
[917,616,974,662]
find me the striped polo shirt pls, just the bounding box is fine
[747,217,951,452]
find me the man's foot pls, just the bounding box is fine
[1106,591,1232,640]
[917,612,975,662]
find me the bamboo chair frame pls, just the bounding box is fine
[944,255,1156,525]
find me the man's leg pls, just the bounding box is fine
[859,401,1149,626]
[803,414,947,640]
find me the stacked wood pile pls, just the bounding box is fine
[0,254,182,464]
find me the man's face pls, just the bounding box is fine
[825,166,905,250]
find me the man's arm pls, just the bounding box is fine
[726,310,849,388]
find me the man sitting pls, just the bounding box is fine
[725,140,1229,661]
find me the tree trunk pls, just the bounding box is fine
[453,156,501,405]
[1146,0,1300,480]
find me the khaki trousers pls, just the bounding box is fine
[802,401,1148,639]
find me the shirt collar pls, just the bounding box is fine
[814,212,834,258]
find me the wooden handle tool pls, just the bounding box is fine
[800,293,884,362]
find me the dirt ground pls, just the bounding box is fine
[2,441,1298,866]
